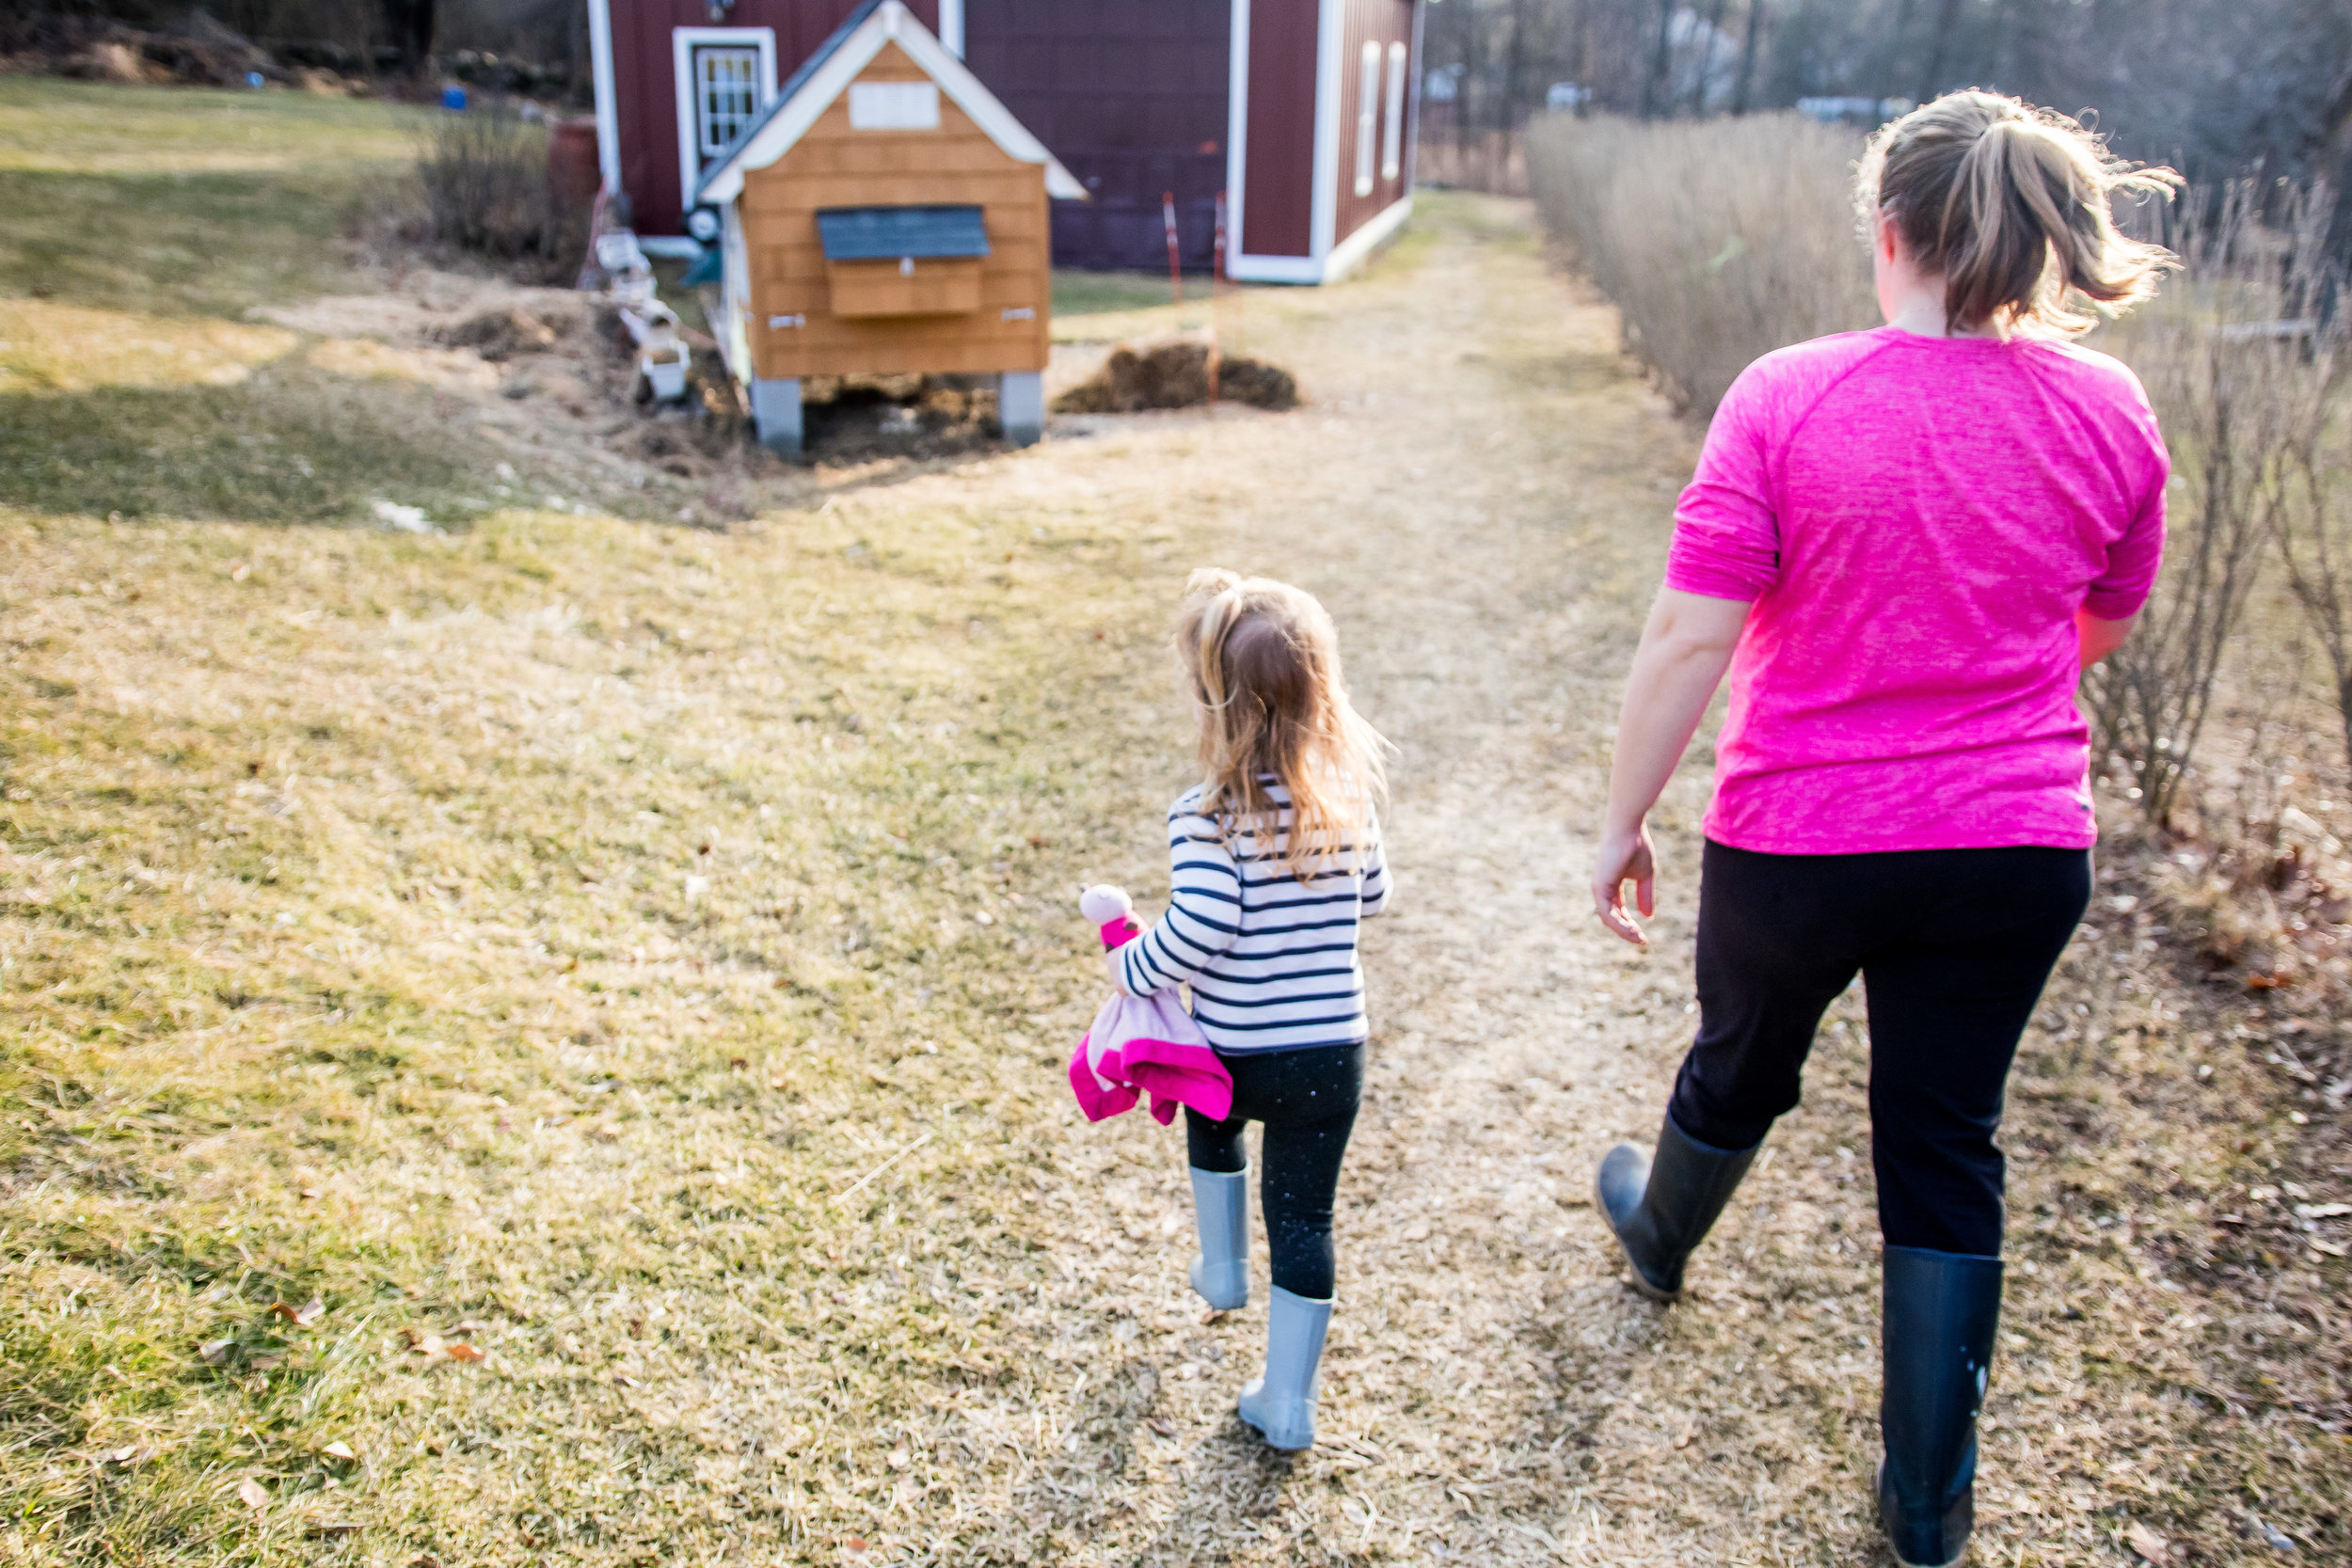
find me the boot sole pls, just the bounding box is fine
[1189,1259,1248,1312]
[1876,1463,1966,1568]
[1237,1409,1312,1450]
[1593,1163,1683,1303]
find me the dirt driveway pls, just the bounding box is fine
[993,194,1867,1566]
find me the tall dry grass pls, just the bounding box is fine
[1525,113,1875,417]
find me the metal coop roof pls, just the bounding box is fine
[816,205,991,261]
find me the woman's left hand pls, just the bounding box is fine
[1592,820,1658,947]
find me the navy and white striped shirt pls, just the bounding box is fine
[1114,779,1391,1054]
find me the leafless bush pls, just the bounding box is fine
[416,103,585,279]
[2246,196,2352,771]
[2088,182,2345,824]
[1524,113,1875,417]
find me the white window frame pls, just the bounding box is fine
[1382,40,1407,182]
[673,27,776,211]
[1354,40,1380,198]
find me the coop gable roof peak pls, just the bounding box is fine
[691,0,1084,209]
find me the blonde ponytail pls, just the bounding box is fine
[1174,568,1389,879]
[1858,90,2182,334]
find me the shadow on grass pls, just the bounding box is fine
[0,368,473,525]
[0,166,405,321]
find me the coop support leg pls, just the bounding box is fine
[752,377,802,455]
[998,371,1044,448]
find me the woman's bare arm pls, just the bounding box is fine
[2077,609,2134,669]
[1591,588,1752,946]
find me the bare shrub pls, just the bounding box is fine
[2247,193,2352,771]
[1525,113,1875,417]
[416,103,586,280]
[2088,182,2344,825]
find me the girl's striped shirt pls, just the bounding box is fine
[1113,779,1391,1054]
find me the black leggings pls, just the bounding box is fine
[1669,840,2090,1258]
[1184,1043,1363,1299]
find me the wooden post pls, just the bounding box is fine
[1208,190,1226,403]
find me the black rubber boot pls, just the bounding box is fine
[1594,1112,1759,1301]
[1877,1245,2004,1568]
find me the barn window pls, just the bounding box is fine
[1355,41,1381,197]
[693,46,764,160]
[1382,42,1408,181]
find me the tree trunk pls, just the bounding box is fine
[1641,0,1676,119]
[382,0,437,78]
[1570,0,1593,116]
[1918,0,1963,102]
[1731,0,1768,115]
[1879,0,1917,101]
[1689,0,1733,115]
[1503,0,1533,135]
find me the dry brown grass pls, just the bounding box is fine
[1524,114,1875,417]
[4,83,2349,1563]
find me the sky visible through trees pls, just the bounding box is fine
[1422,0,2351,185]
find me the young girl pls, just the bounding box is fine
[1109,568,1391,1452]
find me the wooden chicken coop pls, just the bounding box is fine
[691,0,1083,451]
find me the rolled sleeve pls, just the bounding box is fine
[1664,365,1780,602]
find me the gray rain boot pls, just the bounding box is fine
[1236,1286,1331,1450]
[1877,1245,2003,1568]
[1187,1165,1249,1310]
[1595,1112,1759,1301]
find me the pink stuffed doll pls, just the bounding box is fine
[1067,885,1232,1125]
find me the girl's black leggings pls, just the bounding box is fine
[1184,1042,1363,1300]
[1669,839,2090,1259]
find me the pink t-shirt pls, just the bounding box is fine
[1667,326,2169,854]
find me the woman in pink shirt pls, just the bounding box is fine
[1588,92,2177,1568]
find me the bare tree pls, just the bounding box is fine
[1917,0,1964,100]
[1731,0,1769,114]
[1641,0,1675,119]
[2254,189,2352,767]
[382,0,434,74]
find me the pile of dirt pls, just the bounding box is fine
[1052,341,1300,414]
[437,306,575,361]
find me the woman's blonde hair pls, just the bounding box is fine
[1175,568,1389,879]
[1856,89,2182,335]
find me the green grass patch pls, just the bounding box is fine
[0,79,425,317]
[0,368,480,524]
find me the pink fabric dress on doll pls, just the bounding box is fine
[1067,885,1232,1126]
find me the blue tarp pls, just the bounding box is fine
[815,205,990,261]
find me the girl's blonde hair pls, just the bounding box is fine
[1175,568,1389,879]
[1856,89,2181,335]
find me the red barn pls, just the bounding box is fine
[587,0,1424,282]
